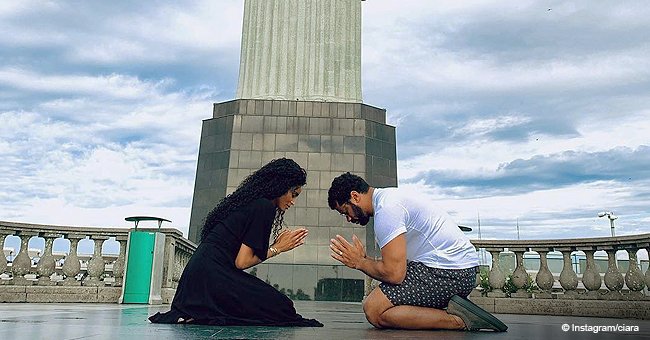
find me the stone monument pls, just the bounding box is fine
[188,0,397,301]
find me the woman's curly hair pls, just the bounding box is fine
[200,158,307,242]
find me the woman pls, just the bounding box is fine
[149,158,322,326]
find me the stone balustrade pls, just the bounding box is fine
[470,234,650,319]
[0,220,196,303]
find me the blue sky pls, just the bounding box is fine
[1,0,650,255]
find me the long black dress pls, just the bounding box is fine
[149,198,322,326]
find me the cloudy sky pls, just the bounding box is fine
[2,0,649,251]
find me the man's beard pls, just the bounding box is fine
[350,203,370,226]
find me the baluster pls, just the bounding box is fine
[602,249,624,300]
[162,237,176,289]
[624,248,645,300]
[85,236,108,287]
[112,236,128,287]
[11,233,35,286]
[0,233,9,285]
[62,235,83,286]
[534,250,554,299]
[581,249,602,299]
[558,249,578,298]
[172,250,182,289]
[487,249,506,297]
[36,233,58,285]
[511,250,531,298]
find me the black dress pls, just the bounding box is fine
[149,198,322,326]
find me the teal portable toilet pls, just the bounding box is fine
[119,216,170,304]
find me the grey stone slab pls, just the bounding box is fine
[331,135,344,153]
[306,170,320,189]
[317,245,338,265]
[300,208,321,226]
[353,154,366,173]
[262,134,276,151]
[309,117,332,135]
[254,100,264,115]
[272,100,282,116]
[337,103,346,118]
[372,156,390,176]
[312,102,322,117]
[276,116,287,134]
[332,154,354,172]
[0,286,26,293]
[261,151,276,165]
[232,133,253,150]
[297,117,310,134]
[228,150,239,168]
[263,116,276,132]
[252,133,264,150]
[320,135,332,153]
[284,152,308,169]
[345,102,355,118]
[366,138,381,157]
[305,189,320,207]
[319,171,336,190]
[280,101,289,116]
[332,118,355,136]
[0,293,26,302]
[243,99,253,114]
[354,119,366,136]
[296,101,305,116]
[286,117,299,134]
[25,286,97,294]
[303,101,313,117]
[263,100,272,115]
[299,135,320,152]
[312,226,331,245]
[293,244,318,264]
[308,153,331,171]
[232,115,242,133]
[97,287,121,303]
[319,208,341,227]
[343,136,365,154]
[241,116,264,133]
[275,134,298,152]
[292,265,318,299]
[288,101,297,116]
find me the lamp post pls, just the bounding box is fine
[598,211,618,237]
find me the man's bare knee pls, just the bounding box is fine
[363,298,383,328]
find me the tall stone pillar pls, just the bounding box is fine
[189,0,397,302]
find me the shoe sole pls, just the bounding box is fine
[450,295,508,332]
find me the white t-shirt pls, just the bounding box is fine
[372,187,479,269]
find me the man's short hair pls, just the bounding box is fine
[327,172,369,210]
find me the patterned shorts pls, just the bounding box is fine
[379,262,478,309]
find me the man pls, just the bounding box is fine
[327,172,507,332]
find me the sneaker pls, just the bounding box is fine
[447,295,508,332]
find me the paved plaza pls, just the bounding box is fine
[1,301,649,339]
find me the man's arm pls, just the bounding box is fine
[331,233,407,285]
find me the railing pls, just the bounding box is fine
[0,220,196,303]
[2,220,649,318]
[471,234,650,300]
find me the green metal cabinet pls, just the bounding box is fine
[119,216,170,304]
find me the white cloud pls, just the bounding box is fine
[2,0,650,244]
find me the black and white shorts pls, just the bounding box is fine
[379,261,478,309]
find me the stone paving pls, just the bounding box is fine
[1,301,649,339]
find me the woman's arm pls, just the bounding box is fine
[234,243,275,270]
[234,228,309,270]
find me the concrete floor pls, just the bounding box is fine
[1,301,649,340]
